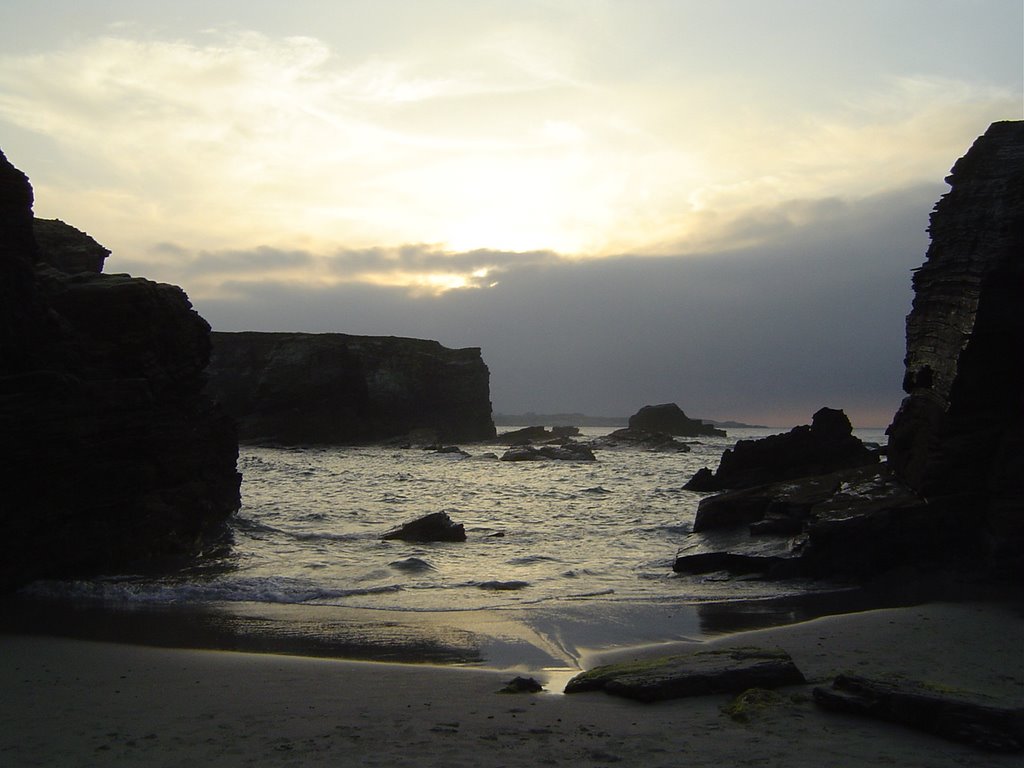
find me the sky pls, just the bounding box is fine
[1,1,1021,427]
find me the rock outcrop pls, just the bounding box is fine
[564,647,805,702]
[499,441,597,461]
[684,408,878,492]
[814,674,1024,753]
[673,122,1024,580]
[32,218,109,274]
[590,428,692,452]
[205,331,496,445]
[628,403,725,437]
[0,148,241,592]
[887,120,1024,572]
[381,512,467,542]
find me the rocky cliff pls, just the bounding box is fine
[0,149,240,592]
[674,121,1024,580]
[887,120,1024,570]
[206,331,496,445]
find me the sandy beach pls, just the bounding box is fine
[2,600,1021,767]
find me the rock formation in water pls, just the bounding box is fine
[0,148,241,592]
[684,407,878,492]
[205,331,496,445]
[590,428,692,452]
[886,120,1024,573]
[674,121,1024,580]
[381,511,467,542]
[628,403,725,437]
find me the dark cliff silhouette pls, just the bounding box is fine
[0,149,240,592]
[205,331,496,445]
[675,121,1024,580]
[887,120,1024,573]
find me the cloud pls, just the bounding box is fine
[1,25,1015,263]
[192,182,940,427]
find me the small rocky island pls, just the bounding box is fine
[628,403,725,437]
[0,149,241,592]
[205,331,497,445]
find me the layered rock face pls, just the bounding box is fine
[675,121,1024,580]
[887,120,1024,568]
[206,331,496,444]
[0,149,240,592]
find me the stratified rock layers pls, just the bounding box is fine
[674,121,1024,580]
[887,120,1024,568]
[206,331,496,445]
[0,148,240,592]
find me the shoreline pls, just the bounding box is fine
[0,584,916,673]
[2,600,1021,766]
[1,569,1008,674]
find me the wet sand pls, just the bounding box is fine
[2,601,1022,767]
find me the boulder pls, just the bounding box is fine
[564,647,805,702]
[0,148,240,592]
[499,676,545,694]
[814,674,1024,753]
[381,512,467,542]
[628,403,725,437]
[205,331,496,445]
[683,408,878,492]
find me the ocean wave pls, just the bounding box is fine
[389,557,436,573]
[506,555,561,565]
[22,576,404,606]
[232,516,361,544]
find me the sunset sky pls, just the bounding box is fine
[1,1,1021,426]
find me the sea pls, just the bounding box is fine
[12,426,890,671]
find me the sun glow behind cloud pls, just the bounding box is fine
[0,11,1019,296]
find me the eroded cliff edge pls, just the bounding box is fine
[0,149,241,592]
[206,331,497,445]
[887,120,1024,570]
[674,121,1024,581]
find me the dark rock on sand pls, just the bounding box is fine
[886,120,1024,574]
[683,408,877,492]
[499,676,545,694]
[814,674,1024,753]
[382,512,467,542]
[0,148,240,592]
[564,647,805,703]
[628,403,725,437]
[206,331,496,445]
